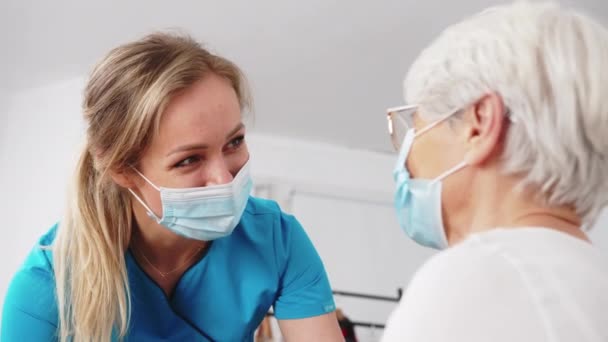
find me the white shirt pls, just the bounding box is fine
[382,228,608,342]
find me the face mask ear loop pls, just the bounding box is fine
[128,189,162,221]
[131,167,161,191]
[415,109,459,138]
[128,167,162,221]
[395,129,416,172]
[430,161,468,185]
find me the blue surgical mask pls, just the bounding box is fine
[393,129,467,249]
[128,160,253,241]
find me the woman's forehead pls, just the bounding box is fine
[153,76,243,152]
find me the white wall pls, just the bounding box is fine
[1,77,607,341]
[0,78,87,315]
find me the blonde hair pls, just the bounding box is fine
[52,32,250,341]
[404,1,608,225]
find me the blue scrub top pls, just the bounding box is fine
[2,197,336,341]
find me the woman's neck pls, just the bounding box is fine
[446,174,589,245]
[130,210,208,270]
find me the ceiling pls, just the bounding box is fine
[1,0,607,152]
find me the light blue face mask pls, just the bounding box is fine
[393,123,467,250]
[129,160,253,241]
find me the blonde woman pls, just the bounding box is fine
[382,2,608,341]
[2,33,343,341]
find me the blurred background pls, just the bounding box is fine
[1,1,607,341]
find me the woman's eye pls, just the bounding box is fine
[227,135,245,150]
[174,156,200,168]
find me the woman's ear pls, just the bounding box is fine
[110,168,138,189]
[94,148,138,189]
[463,93,507,166]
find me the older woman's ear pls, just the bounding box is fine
[463,93,507,167]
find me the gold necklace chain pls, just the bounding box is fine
[132,243,204,279]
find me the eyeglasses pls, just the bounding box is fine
[386,105,418,151]
[386,104,516,152]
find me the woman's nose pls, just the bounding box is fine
[202,159,234,187]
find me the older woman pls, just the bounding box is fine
[382,2,608,341]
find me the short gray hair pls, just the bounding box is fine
[405,1,608,226]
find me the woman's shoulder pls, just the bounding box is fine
[243,196,283,216]
[412,227,599,280]
[238,196,312,254]
[387,230,608,341]
[383,234,546,341]
[399,232,547,317]
[16,224,57,276]
[3,224,58,327]
[400,228,600,320]
[410,235,517,287]
[241,196,300,233]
